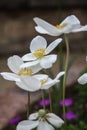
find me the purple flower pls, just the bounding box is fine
[59,98,73,107]
[9,116,21,125]
[62,111,77,120]
[38,99,50,107]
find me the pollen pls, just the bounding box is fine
[33,48,45,58]
[41,79,47,85]
[56,23,67,29]
[18,68,32,76]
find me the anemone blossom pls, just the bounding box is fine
[33,15,87,36]
[16,109,64,130]
[22,36,62,69]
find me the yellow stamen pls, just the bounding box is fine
[56,23,67,29]
[33,48,45,58]
[41,79,47,85]
[18,68,32,76]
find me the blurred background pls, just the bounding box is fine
[0,0,87,129]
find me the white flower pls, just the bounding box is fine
[78,73,87,85]
[16,71,65,92]
[22,36,62,69]
[16,109,64,130]
[0,55,42,82]
[33,15,87,36]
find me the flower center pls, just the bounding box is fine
[41,79,47,85]
[18,68,32,76]
[33,48,45,58]
[56,23,67,29]
[38,109,46,117]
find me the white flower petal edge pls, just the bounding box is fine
[46,38,62,54]
[34,17,61,36]
[16,120,39,130]
[20,60,39,68]
[35,26,50,34]
[33,74,48,80]
[55,71,65,80]
[16,76,41,92]
[29,112,38,120]
[7,55,23,74]
[58,15,81,33]
[30,35,47,52]
[22,53,37,61]
[42,78,59,89]
[78,73,87,85]
[72,25,87,32]
[37,121,54,130]
[0,72,20,82]
[40,55,57,69]
[47,113,64,128]
[41,71,65,89]
[60,15,80,27]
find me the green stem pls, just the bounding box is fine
[63,34,69,122]
[58,41,64,101]
[27,92,30,119]
[48,88,52,112]
[41,90,46,110]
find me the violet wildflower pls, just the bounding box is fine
[9,116,21,125]
[59,98,73,107]
[62,111,77,120]
[38,99,50,107]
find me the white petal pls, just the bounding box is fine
[8,55,23,74]
[30,36,47,52]
[42,78,59,89]
[22,53,37,61]
[59,15,81,33]
[34,17,61,36]
[29,112,38,120]
[55,71,65,80]
[46,38,62,54]
[47,113,64,128]
[35,26,49,34]
[16,76,41,92]
[33,74,48,81]
[16,120,39,130]
[40,55,57,69]
[20,60,39,68]
[20,61,42,74]
[37,121,54,130]
[78,73,87,85]
[61,15,80,26]
[0,72,20,82]
[29,63,42,74]
[72,25,87,32]
[16,81,30,91]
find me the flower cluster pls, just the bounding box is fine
[0,36,64,92]
[0,14,87,130]
[0,27,64,130]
